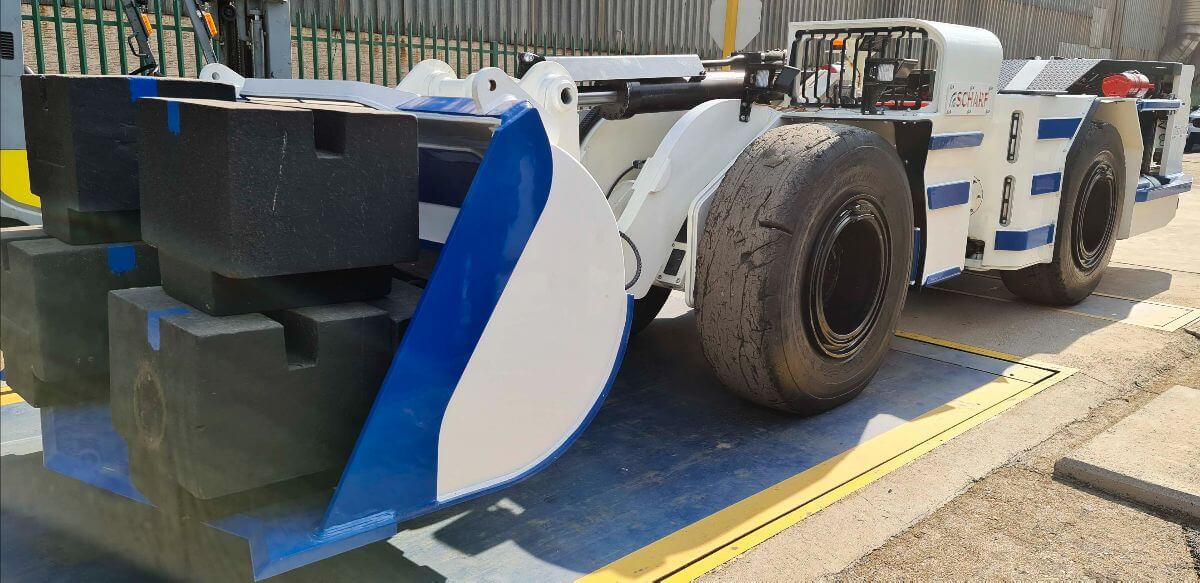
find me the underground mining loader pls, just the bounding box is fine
[0,18,1192,579]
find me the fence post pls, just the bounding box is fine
[453,24,460,74]
[72,0,86,74]
[382,15,388,86]
[294,10,304,78]
[93,0,108,74]
[153,0,165,73]
[353,14,361,81]
[475,26,483,72]
[50,0,65,72]
[30,0,46,73]
[367,12,375,84]
[310,10,319,79]
[393,15,401,81]
[325,13,333,80]
[114,0,128,73]
[405,21,412,73]
[172,0,183,76]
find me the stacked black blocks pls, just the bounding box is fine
[0,75,224,407]
[1,228,159,406]
[137,98,420,315]
[101,97,423,507]
[108,282,421,504]
[21,75,236,243]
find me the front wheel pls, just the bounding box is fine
[696,123,913,415]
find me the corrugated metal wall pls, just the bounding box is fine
[288,0,1172,60]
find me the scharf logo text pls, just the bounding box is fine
[948,89,991,109]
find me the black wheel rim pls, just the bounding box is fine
[1072,161,1117,273]
[806,196,890,359]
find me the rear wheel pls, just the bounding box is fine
[696,123,913,415]
[1001,121,1125,305]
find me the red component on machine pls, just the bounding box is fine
[1101,71,1153,98]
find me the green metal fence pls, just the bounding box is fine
[20,0,681,82]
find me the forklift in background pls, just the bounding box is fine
[117,0,292,79]
[0,0,291,226]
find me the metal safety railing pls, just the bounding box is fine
[789,26,937,113]
[19,0,689,81]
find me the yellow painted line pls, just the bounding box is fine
[1,391,25,406]
[581,334,1074,582]
[895,330,1061,369]
[1,149,41,209]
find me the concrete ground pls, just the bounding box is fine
[702,158,1200,581]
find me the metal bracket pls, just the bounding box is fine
[733,50,797,122]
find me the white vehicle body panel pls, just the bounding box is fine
[968,94,1095,270]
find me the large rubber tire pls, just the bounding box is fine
[696,123,913,415]
[1000,121,1125,306]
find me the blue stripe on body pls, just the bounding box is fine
[1136,99,1181,111]
[1030,172,1062,196]
[1037,117,1082,140]
[929,132,984,150]
[926,181,971,210]
[995,224,1055,251]
[923,266,961,286]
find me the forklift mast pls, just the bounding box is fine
[120,0,290,78]
[216,0,291,78]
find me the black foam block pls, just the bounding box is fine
[20,75,235,244]
[108,281,421,502]
[137,98,419,290]
[0,227,160,406]
[158,252,393,316]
